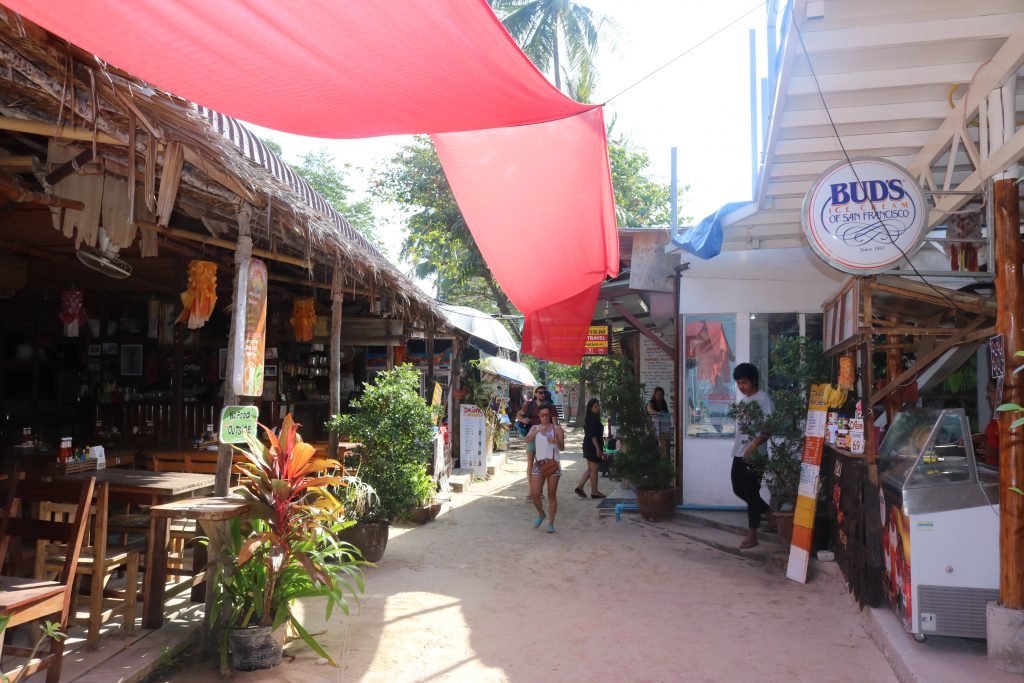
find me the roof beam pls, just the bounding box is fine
[799,13,1021,53]
[908,19,1024,174]
[788,62,979,97]
[776,130,935,156]
[780,101,952,128]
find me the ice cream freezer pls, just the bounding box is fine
[876,408,1000,641]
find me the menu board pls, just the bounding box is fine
[459,404,486,477]
[639,332,674,408]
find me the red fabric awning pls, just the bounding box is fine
[4,0,619,363]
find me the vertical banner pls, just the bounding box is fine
[459,404,486,477]
[232,258,268,396]
[786,383,829,583]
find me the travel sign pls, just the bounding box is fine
[801,158,927,275]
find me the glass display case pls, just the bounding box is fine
[875,408,999,641]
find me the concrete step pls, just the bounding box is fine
[449,469,474,492]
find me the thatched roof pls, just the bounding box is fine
[0,7,445,328]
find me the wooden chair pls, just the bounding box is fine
[0,474,95,683]
[34,482,140,650]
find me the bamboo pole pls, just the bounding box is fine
[328,265,343,461]
[994,176,1024,609]
[0,116,123,145]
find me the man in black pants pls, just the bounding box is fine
[730,363,773,549]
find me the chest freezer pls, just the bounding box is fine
[877,408,999,641]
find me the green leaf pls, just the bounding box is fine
[1011,417,1024,430]
[289,616,337,666]
[997,403,1023,412]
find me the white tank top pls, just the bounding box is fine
[535,429,558,461]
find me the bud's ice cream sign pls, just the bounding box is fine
[801,158,926,274]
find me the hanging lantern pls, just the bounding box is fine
[59,289,88,337]
[177,260,218,329]
[290,297,317,342]
[837,354,855,391]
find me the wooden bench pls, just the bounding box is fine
[149,450,246,476]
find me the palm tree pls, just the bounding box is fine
[490,0,612,94]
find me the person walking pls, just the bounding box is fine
[526,403,564,533]
[575,398,606,499]
[730,363,773,549]
[517,386,547,495]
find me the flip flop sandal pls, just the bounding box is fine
[574,488,587,499]
[739,538,759,550]
[533,513,546,528]
[546,524,556,534]
[591,492,607,499]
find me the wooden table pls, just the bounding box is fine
[0,577,65,619]
[59,470,216,629]
[148,497,250,633]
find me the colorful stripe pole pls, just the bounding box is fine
[786,383,829,583]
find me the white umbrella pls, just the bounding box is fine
[438,304,519,353]
[477,356,538,386]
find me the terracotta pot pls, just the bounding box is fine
[427,501,442,520]
[634,487,677,522]
[229,625,284,671]
[774,512,795,546]
[409,506,431,524]
[337,520,390,562]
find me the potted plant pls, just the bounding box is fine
[612,431,677,520]
[407,465,440,524]
[328,365,436,560]
[586,355,678,520]
[211,415,365,673]
[729,336,830,545]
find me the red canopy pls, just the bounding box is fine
[4,0,618,363]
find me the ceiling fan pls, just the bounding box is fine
[76,228,131,279]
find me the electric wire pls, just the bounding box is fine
[792,22,972,317]
[602,1,768,105]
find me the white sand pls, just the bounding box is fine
[168,429,897,683]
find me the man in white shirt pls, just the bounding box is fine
[731,363,773,549]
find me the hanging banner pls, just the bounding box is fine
[802,158,926,275]
[232,258,268,396]
[459,404,486,477]
[584,325,609,356]
[786,383,829,584]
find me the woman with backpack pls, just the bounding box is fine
[525,402,564,533]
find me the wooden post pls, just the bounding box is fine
[172,323,184,450]
[426,326,435,399]
[994,175,1024,609]
[885,315,901,425]
[215,209,251,497]
[328,266,343,462]
[450,337,461,469]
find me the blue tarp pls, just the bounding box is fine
[672,201,751,259]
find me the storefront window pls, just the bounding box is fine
[685,315,736,438]
[750,313,823,392]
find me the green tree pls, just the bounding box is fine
[490,0,613,93]
[608,135,675,227]
[373,136,522,337]
[261,139,385,254]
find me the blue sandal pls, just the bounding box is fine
[533,513,546,528]
[546,523,556,534]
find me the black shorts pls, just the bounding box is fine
[583,444,603,464]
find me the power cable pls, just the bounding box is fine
[602,1,768,105]
[792,21,971,317]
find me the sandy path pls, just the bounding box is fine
[166,429,897,683]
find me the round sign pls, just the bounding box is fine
[801,157,927,274]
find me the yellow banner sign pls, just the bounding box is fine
[584,325,608,356]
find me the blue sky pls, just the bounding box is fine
[247,1,766,268]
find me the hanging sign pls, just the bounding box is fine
[802,158,927,274]
[584,326,609,356]
[232,258,268,396]
[786,383,829,584]
[219,405,259,444]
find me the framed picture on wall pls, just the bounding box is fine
[264,364,278,378]
[102,342,118,356]
[218,348,228,380]
[120,345,143,376]
[87,344,101,357]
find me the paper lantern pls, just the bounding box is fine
[59,289,88,337]
[290,297,316,342]
[177,260,218,329]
